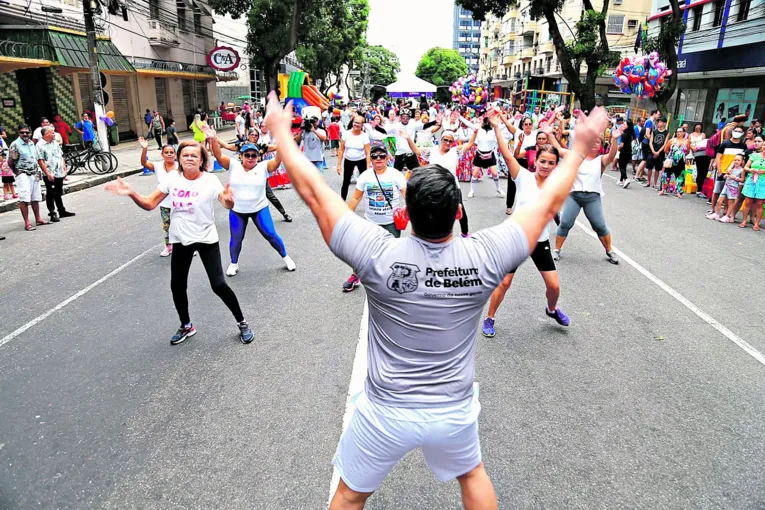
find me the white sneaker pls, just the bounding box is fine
[283,255,296,271]
[496,188,505,197]
[622,179,630,189]
[160,245,172,257]
[226,263,239,276]
[467,189,474,198]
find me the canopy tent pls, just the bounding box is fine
[385,75,437,98]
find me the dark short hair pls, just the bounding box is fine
[652,109,661,116]
[405,165,460,240]
[18,123,31,132]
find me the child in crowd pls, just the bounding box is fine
[327,117,341,158]
[1,151,16,200]
[707,154,745,222]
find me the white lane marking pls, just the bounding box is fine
[327,299,369,508]
[575,220,765,366]
[0,245,157,350]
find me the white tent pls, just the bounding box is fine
[386,75,437,97]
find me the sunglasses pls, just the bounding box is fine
[442,138,455,144]
[242,152,259,159]
[19,131,30,135]
[370,153,387,160]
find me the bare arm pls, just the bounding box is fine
[205,128,231,169]
[266,93,350,245]
[365,143,371,169]
[266,152,283,173]
[461,129,478,154]
[336,139,345,175]
[215,138,238,151]
[490,119,520,179]
[405,134,422,157]
[314,128,328,142]
[348,188,364,211]
[105,177,167,211]
[511,108,609,250]
[139,138,154,171]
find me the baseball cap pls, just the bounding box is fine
[400,108,411,117]
[239,143,261,153]
[370,140,388,154]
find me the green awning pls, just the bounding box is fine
[49,31,135,72]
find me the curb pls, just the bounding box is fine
[0,168,143,214]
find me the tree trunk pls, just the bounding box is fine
[344,69,355,100]
[264,59,280,96]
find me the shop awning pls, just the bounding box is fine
[49,31,135,73]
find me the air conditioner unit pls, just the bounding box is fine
[501,74,508,80]
[514,72,522,79]
[535,67,545,75]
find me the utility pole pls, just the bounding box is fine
[83,0,110,152]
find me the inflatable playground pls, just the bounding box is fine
[278,71,330,118]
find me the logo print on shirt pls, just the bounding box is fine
[387,263,420,294]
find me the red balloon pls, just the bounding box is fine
[628,74,641,85]
[643,82,655,96]
[657,77,665,86]
[621,57,631,67]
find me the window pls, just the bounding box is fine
[177,0,187,31]
[149,0,160,19]
[678,89,707,123]
[607,14,624,34]
[627,19,638,30]
[712,0,725,27]
[737,0,751,21]
[692,6,702,31]
[193,9,202,35]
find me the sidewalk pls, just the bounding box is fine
[0,127,236,214]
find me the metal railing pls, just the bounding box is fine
[128,56,215,76]
[0,39,56,61]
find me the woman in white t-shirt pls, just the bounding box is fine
[479,113,570,338]
[340,140,407,292]
[139,136,179,257]
[337,114,371,200]
[460,115,505,199]
[404,129,476,237]
[208,135,296,277]
[105,139,254,346]
[552,120,623,265]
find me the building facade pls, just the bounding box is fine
[0,0,219,141]
[479,0,652,106]
[453,4,482,76]
[648,0,765,133]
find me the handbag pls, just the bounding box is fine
[372,168,408,231]
[663,157,673,169]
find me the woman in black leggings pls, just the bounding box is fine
[337,114,371,200]
[617,119,635,188]
[105,139,255,346]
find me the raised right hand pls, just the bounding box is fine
[138,137,148,149]
[104,176,133,196]
[571,107,609,150]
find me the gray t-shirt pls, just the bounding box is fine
[330,212,530,409]
[302,130,324,162]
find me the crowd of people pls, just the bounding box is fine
[2,87,762,509]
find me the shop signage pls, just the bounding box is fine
[2,98,15,108]
[206,46,240,72]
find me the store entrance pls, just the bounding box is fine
[16,68,52,127]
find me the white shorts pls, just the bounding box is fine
[15,173,42,202]
[332,387,482,493]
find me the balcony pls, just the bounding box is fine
[521,20,538,36]
[147,20,180,47]
[520,47,534,59]
[503,55,515,65]
[539,41,554,54]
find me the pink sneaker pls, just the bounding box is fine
[717,216,733,223]
[705,212,718,220]
[160,245,172,257]
[3,194,10,201]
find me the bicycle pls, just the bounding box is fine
[64,144,119,175]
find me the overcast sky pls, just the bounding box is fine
[366,0,455,79]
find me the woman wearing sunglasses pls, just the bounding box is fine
[139,136,178,257]
[207,130,296,277]
[342,141,407,292]
[404,129,476,237]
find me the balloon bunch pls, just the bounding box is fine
[612,51,672,99]
[450,75,489,110]
[99,111,115,127]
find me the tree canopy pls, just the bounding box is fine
[295,0,369,95]
[415,47,468,102]
[645,0,683,115]
[456,0,622,111]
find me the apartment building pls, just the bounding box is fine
[648,0,764,132]
[479,0,651,104]
[0,0,218,140]
[453,4,482,76]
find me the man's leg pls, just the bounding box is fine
[457,463,498,510]
[44,177,56,216]
[31,201,44,223]
[19,202,31,228]
[329,480,373,510]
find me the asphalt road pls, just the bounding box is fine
[1,152,764,509]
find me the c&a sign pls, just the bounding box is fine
[207,46,240,72]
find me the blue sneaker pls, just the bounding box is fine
[481,317,495,338]
[238,320,254,344]
[545,307,570,326]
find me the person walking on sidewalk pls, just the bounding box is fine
[37,126,75,222]
[263,92,611,510]
[74,113,96,149]
[150,110,166,150]
[9,124,53,231]
[105,140,255,346]
[139,136,178,256]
